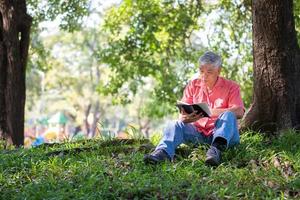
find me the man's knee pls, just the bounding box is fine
[166,120,184,128]
[215,111,239,130]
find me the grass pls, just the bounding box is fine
[1,130,300,199]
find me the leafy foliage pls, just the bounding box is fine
[99,0,203,107]
[25,0,93,117]
[295,0,300,46]
[27,0,91,32]
[1,130,300,199]
[99,0,255,114]
[26,29,107,124]
[26,0,92,75]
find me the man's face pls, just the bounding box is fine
[199,64,221,87]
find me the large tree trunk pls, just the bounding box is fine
[242,0,300,132]
[0,1,32,146]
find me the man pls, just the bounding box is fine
[144,51,245,166]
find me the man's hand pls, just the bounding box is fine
[179,110,204,123]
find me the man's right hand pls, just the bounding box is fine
[179,110,204,123]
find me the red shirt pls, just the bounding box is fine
[181,77,244,137]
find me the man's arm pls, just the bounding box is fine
[211,83,245,119]
[210,106,245,119]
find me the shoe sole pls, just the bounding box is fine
[143,155,159,165]
[205,156,220,166]
[143,155,172,165]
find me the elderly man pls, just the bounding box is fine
[144,51,245,166]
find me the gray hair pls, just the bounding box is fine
[198,51,222,68]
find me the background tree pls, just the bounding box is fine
[0,0,32,146]
[242,0,300,132]
[25,1,163,140]
[39,29,107,138]
[0,0,90,146]
[35,28,167,138]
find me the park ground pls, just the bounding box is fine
[1,130,300,199]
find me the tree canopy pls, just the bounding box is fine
[98,0,253,110]
[25,0,300,125]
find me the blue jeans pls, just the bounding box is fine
[156,111,240,158]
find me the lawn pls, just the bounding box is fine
[1,130,300,199]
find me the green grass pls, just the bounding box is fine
[1,130,300,199]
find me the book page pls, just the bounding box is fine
[195,103,211,116]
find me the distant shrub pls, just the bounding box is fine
[124,125,145,140]
[150,132,163,145]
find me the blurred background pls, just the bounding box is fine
[24,0,299,146]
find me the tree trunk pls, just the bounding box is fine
[83,103,91,136]
[90,101,100,138]
[0,0,32,146]
[242,0,300,133]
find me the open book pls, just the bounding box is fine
[176,101,211,117]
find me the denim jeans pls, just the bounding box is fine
[155,111,240,158]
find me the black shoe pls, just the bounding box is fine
[205,146,221,166]
[143,149,171,164]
